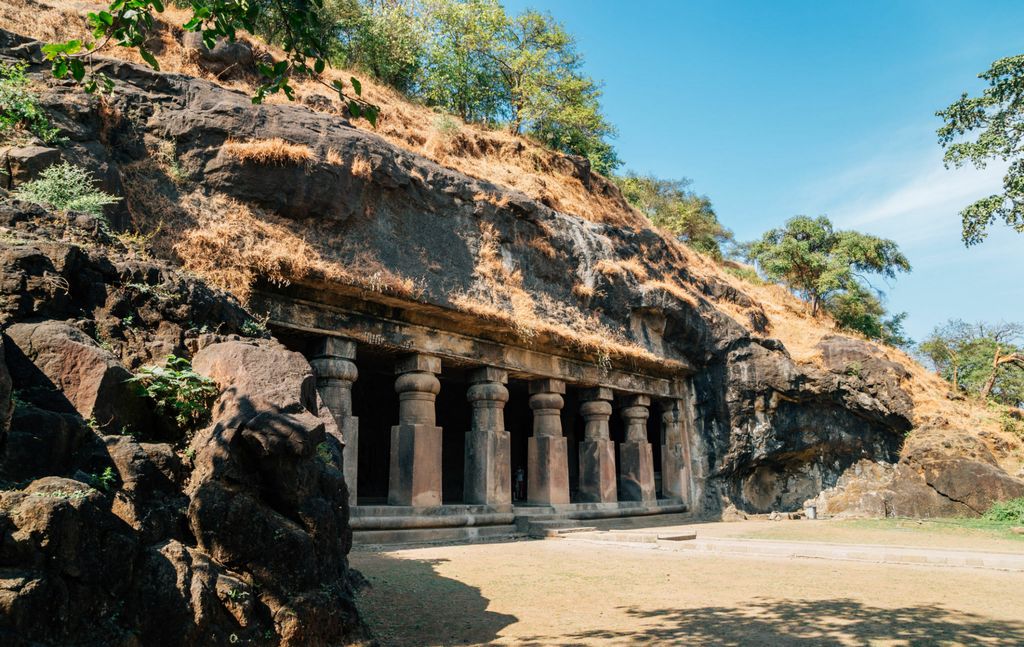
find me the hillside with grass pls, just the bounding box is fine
[2,0,1022,513]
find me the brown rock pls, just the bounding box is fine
[4,321,154,435]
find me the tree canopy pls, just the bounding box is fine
[919,320,1024,406]
[937,54,1024,246]
[745,216,911,344]
[614,173,733,259]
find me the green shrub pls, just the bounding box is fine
[129,355,219,437]
[0,62,60,144]
[983,497,1024,524]
[88,467,117,493]
[14,162,120,219]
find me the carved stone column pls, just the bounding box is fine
[578,387,617,503]
[527,378,570,505]
[310,338,359,507]
[660,399,687,502]
[464,367,511,507]
[619,395,656,502]
[388,354,443,507]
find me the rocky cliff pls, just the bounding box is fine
[0,16,1023,644]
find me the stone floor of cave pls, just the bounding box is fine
[351,519,1024,646]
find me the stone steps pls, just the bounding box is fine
[352,524,520,546]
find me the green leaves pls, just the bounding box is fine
[0,62,62,144]
[937,54,1024,246]
[41,0,381,124]
[129,354,219,438]
[747,215,910,334]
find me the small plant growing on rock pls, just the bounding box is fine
[88,467,117,493]
[0,62,60,144]
[129,355,218,438]
[240,316,270,338]
[14,162,120,220]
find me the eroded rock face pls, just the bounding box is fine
[0,201,368,644]
[808,429,1024,518]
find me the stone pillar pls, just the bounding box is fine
[660,399,687,502]
[464,367,511,507]
[527,378,570,505]
[310,338,359,507]
[388,354,443,507]
[578,387,617,503]
[619,395,656,502]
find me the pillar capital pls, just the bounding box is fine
[661,398,685,424]
[468,366,508,385]
[624,394,651,408]
[395,353,441,375]
[529,378,566,395]
[580,386,613,402]
[312,337,357,361]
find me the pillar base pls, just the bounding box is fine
[527,435,570,505]
[619,440,656,502]
[464,429,511,506]
[388,423,442,507]
[578,438,617,503]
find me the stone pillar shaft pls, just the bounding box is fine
[527,378,570,505]
[388,354,443,507]
[311,338,359,507]
[619,395,656,503]
[660,399,688,502]
[464,367,511,507]
[578,387,617,503]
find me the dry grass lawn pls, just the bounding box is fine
[352,536,1024,646]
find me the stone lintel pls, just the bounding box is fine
[580,386,613,402]
[313,336,357,360]
[468,366,508,385]
[395,353,441,375]
[529,378,566,395]
[624,394,651,408]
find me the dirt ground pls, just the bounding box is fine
[351,521,1024,646]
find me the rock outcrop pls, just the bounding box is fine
[0,200,369,645]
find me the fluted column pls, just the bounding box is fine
[578,387,617,503]
[388,354,443,507]
[464,367,511,507]
[619,394,656,502]
[660,399,687,502]
[527,378,570,505]
[310,338,359,507]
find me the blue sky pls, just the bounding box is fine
[501,0,1024,341]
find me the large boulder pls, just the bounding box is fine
[4,321,155,435]
[809,429,1024,518]
[0,477,138,645]
[188,340,364,646]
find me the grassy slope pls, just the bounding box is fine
[3,0,1021,476]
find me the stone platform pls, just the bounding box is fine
[351,500,688,545]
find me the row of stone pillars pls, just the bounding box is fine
[313,341,692,509]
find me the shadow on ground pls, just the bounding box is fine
[352,553,517,646]
[517,598,1024,646]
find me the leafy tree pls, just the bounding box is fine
[42,0,378,122]
[332,0,427,93]
[919,320,1024,406]
[937,54,1024,246]
[614,173,733,258]
[747,215,911,317]
[825,283,912,348]
[419,0,506,122]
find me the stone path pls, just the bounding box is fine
[561,529,1024,571]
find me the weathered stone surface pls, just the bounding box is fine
[5,321,155,435]
[0,145,61,189]
[187,339,365,644]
